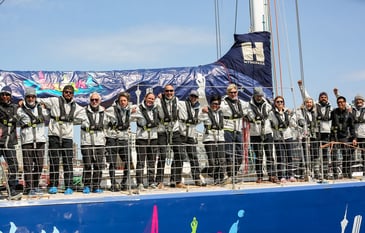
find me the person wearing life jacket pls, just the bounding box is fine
[199,95,226,185]
[330,96,355,179]
[178,90,206,186]
[155,85,186,188]
[247,87,277,183]
[17,87,49,195]
[80,92,108,194]
[132,92,160,191]
[295,96,320,180]
[40,85,84,195]
[220,84,249,184]
[352,94,365,174]
[0,85,22,199]
[298,80,332,179]
[105,92,134,192]
[269,96,298,183]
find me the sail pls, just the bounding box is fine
[0,31,272,106]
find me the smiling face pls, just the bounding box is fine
[25,94,36,107]
[189,94,198,104]
[119,96,129,108]
[337,98,347,110]
[227,84,238,100]
[164,85,175,100]
[210,101,220,111]
[144,93,155,107]
[0,92,11,104]
[355,98,364,108]
[62,88,74,102]
[90,93,101,108]
[304,98,314,109]
[274,96,285,110]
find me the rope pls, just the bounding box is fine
[214,0,222,60]
[320,141,364,154]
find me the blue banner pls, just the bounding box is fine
[0,32,272,107]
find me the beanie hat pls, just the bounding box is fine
[354,94,365,102]
[25,87,36,97]
[189,90,199,97]
[1,86,12,95]
[318,92,328,99]
[253,87,264,96]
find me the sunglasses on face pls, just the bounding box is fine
[229,91,238,94]
[165,90,174,93]
[1,93,11,97]
[26,95,36,99]
[63,91,74,94]
[276,100,283,103]
[90,98,99,102]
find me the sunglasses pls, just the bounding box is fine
[276,100,283,103]
[1,93,11,97]
[26,95,36,98]
[165,90,174,92]
[63,91,74,94]
[229,91,238,94]
[90,98,99,102]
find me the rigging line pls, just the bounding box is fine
[295,0,305,89]
[278,0,297,109]
[273,0,283,97]
[214,0,222,59]
[267,0,278,96]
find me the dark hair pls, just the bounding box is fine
[118,92,130,102]
[209,95,221,104]
[63,85,74,93]
[274,96,285,105]
[337,96,346,103]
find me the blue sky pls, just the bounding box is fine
[0,0,364,108]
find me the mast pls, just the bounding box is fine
[249,0,270,32]
[249,0,276,95]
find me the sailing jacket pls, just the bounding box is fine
[330,107,355,141]
[352,106,365,139]
[247,97,273,137]
[80,105,108,146]
[17,102,49,144]
[269,107,297,141]
[41,96,84,140]
[155,96,180,133]
[295,107,317,139]
[0,101,18,147]
[220,95,248,132]
[131,101,159,140]
[199,107,225,143]
[105,101,132,140]
[178,99,200,138]
[316,102,332,134]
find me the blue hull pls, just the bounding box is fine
[0,182,364,233]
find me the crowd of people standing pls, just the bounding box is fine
[0,81,363,199]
